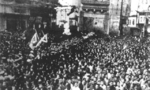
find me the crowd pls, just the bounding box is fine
[0,30,150,90]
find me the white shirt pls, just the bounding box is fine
[100,85,107,90]
[126,68,133,74]
[120,84,125,90]
[116,86,121,90]
[88,65,93,72]
[71,84,80,90]
[107,73,112,79]
[104,78,109,85]
[140,79,146,89]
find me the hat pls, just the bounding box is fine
[38,79,42,82]
[29,54,34,57]
[30,50,34,53]
[27,59,32,62]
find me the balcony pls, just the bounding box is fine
[83,5,109,10]
[82,0,110,5]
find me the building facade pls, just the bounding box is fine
[0,0,57,32]
[0,0,30,31]
[128,0,150,36]
[81,0,110,34]
[109,0,131,34]
[55,0,82,35]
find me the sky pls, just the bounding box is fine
[130,0,150,15]
[130,0,139,15]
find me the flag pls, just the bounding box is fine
[35,34,48,48]
[31,32,39,44]
[83,32,95,39]
[29,32,39,49]
[42,34,48,43]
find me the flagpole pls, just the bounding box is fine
[119,0,124,36]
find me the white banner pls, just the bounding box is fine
[128,17,136,27]
[84,13,105,18]
[138,15,145,24]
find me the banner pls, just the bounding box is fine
[35,34,48,48]
[31,33,39,44]
[138,15,145,24]
[128,17,136,27]
[29,32,39,50]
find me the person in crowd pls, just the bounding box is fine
[1,29,150,90]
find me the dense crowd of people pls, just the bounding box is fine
[0,30,150,90]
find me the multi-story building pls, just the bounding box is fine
[0,0,57,32]
[56,0,81,26]
[0,0,30,31]
[128,0,150,36]
[137,0,150,12]
[109,0,131,34]
[81,0,110,34]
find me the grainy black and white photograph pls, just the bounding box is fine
[0,0,150,90]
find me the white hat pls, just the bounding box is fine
[29,54,34,57]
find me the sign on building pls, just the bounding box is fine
[59,0,81,6]
[84,13,105,18]
[138,15,145,24]
[128,17,137,27]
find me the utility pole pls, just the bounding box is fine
[119,0,123,36]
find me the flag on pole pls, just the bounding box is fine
[29,32,39,49]
[42,34,48,43]
[31,32,39,44]
[35,34,48,48]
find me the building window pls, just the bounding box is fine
[129,19,131,25]
[132,19,135,25]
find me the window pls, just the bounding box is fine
[129,19,131,25]
[132,19,135,25]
